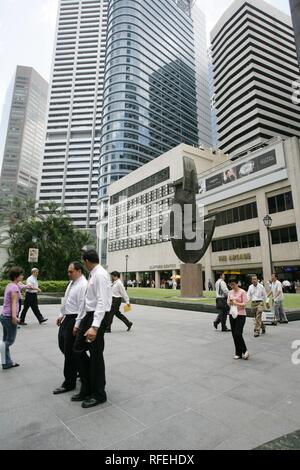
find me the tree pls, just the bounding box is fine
[3,201,95,280]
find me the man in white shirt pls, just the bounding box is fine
[268,273,288,323]
[72,249,112,408]
[53,262,87,395]
[19,268,48,325]
[214,273,230,332]
[247,275,267,337]
[106,271,132,333]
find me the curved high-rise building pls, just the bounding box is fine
[98,0,211,202]
[211,0,300,157]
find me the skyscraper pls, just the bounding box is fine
[98,0,211,203]
[211,0,300,157]
[39,0,109,229]
[97,0,211,262]
[0,66,48,208]
[290,0,300,66]
[39,0,211,236]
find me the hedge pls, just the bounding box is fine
[0,280,69,297]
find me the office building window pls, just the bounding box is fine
[214,202,257,227]
[212,232,260,252]
[271,225,298,244]
[268,191,294,214]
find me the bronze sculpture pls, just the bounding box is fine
[167,156,215,264]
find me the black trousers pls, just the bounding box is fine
[20,292,43,323]
[229,315,247,356]
[58,315,78,390]
[215,298,229,329]
[106,297,131,330]
[73,312,108,401]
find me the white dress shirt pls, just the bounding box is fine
[59,275,88,318]
[112,279,130,304]
[75,265,112,329]
[26,275,39,293]
[247,283,267,302]
[215,279,229,298]
[271,280,284,302]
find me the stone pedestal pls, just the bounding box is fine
[180,263,203,298]
[296,287,300,294]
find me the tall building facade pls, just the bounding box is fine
[38,0,109,229]
[0,66,48,207]
[39,0,211,236]
[97,0,211,263]
[290,0,300,65]
[99,0,211,203]
[211,0,300,157]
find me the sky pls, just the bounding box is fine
[0,0,291,130]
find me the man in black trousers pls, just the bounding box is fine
[72,250,112,409]
[53,262,87,395]
[106,271,132,333]
[214,272,231,332]
[19,268,47,325]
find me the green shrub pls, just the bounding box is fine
[0,280,69,296]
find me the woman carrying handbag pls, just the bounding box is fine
[227,277,249,360]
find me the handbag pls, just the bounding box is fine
[229,305,238,319]
[216,281,227,309]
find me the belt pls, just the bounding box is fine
[252,300,264,303]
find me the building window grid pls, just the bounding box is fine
[212,232,261,252]
[268,191,294,214]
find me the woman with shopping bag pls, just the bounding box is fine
[227,277,249,360]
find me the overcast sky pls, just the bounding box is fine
[0,0,291,123]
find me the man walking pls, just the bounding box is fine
[19,268,47,325]
[72,250,112,408]
[214,273,230,331]
[269,273,288,323]
[53,262,87,395]
[106,271,132,333]
[247,275,267,337]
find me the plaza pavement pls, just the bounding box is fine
[0,304,300,450]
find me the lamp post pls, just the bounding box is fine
[263,215,273,278]
[125,255,129,290]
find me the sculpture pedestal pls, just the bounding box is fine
[180,264,203,298]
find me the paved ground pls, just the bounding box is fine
[0,304,300,450]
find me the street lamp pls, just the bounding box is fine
[263,215,273,276]
[125,255,129,290]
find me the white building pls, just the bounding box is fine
[106,137,300,288]
[211,0,300,157]
[38,0,109,230]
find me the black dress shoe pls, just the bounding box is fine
[127,322,133,331]
[53,386,74,395]
[213,321,218,330]
[39,318,48,324]
[222,328,231,332]
[18,321,27,325]
[81,397,107,408]
[71,393,89,402]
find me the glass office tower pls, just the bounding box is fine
[97,0,211,262]
[98,0,210,201]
